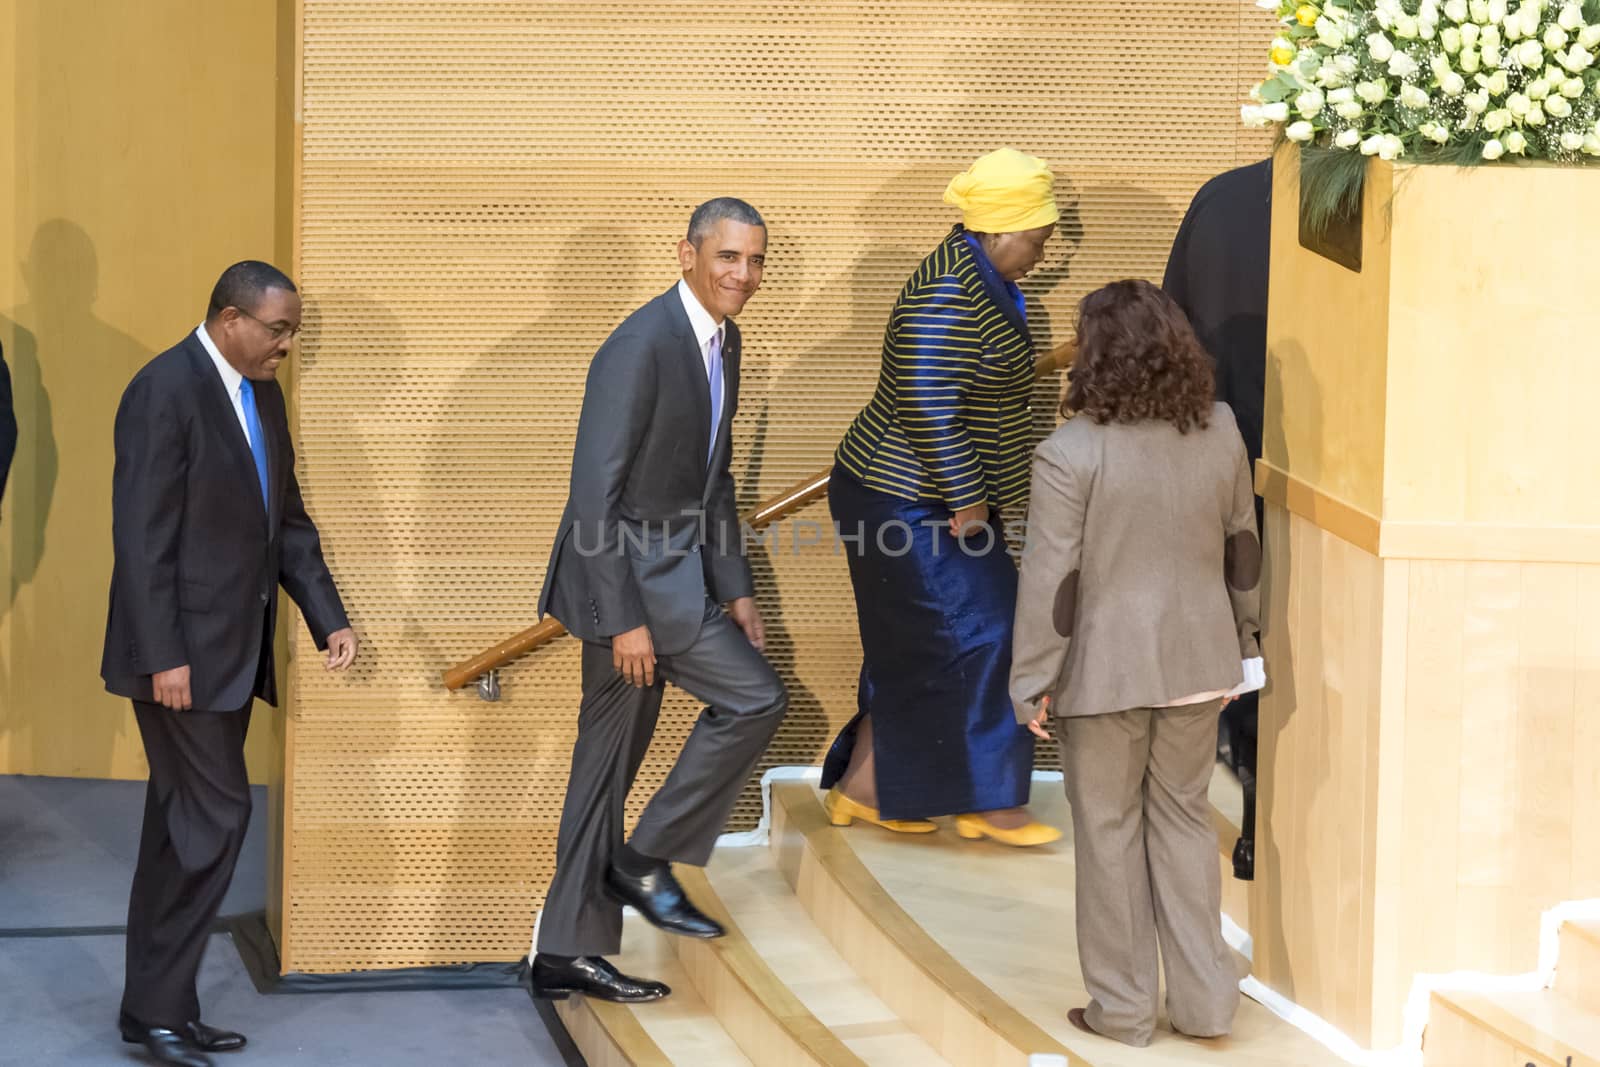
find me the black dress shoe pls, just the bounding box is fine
[118,1015,215,1067]
[528,954,670,1003]
[1231,833,1255,881]
[603,860,725,939]
[183,1020,246,1052]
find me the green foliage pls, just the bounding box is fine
[1298,145,1370,237]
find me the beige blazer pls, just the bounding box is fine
[1010,402,1261,722]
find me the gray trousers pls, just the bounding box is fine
[1062,700,1239,1046]
[536,598,787,957]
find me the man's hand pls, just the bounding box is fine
[949,502,991,538]
[152,665,193,711]
[325,627,359,671]
[727,596,765,651]
[613,625,657,687]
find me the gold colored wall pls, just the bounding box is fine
[280,0,1274,971]
[0,1,291,784]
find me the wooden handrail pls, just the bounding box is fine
[440,469,830,690]
[441,338,1075,690]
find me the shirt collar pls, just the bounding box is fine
[196,323,245,398]
[676,279,725,350]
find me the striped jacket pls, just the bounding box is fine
[835,226,1036,511]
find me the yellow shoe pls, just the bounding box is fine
[823,788,938,833]
[953,813,1063,847]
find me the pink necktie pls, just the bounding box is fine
[707,330,724,465]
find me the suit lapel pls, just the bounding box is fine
[661,289,713,467]
[183,335,269,526]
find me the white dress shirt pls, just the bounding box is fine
[195,324,252,442]
[1154,656,1267,708]
[676,279,726,381]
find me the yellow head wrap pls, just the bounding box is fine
[942,148,1059,234]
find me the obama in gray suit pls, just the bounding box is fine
[528,199,787,1003]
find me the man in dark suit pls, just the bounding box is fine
[102,261,357,1066]
[528,199,787,1003]
[0,339,15,513]
[1162,158,1272,879]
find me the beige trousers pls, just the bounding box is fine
[1061,700,1240,1046]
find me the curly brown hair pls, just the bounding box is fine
[1062,279,1215,433]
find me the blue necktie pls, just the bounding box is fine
[707,329,724,466]
[238,378,270,509]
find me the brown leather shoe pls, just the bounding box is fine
[1068,1007,1099,1037]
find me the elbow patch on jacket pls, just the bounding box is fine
[1225,531,1262,591]
[1052,570,1080,637]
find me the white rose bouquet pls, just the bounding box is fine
[1249,0,1600,160]
[1248,0,1600,222]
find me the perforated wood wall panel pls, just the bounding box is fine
[284,0,1274,971]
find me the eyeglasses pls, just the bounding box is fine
[234,306,303,342]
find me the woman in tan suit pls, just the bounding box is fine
[1010,279,1261,1047]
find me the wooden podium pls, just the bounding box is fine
[1252,144,1600,1047]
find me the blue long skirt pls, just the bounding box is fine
[820,464,1034,820]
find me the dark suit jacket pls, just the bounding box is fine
[1162,159,1272,469]
[538,286,753,656]
[101,331,349,711]
[0,341,15,508]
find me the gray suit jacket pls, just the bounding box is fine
[1010,402,1261,722]
[538,287,753,656]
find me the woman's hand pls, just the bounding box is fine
[1026,695,1052,740]
[949,502,990,538]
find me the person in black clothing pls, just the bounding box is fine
[0,341,15,515]
[103,262,357,1066]
[1161,158,1272,879]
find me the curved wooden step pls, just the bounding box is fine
[670,865,871,1067]
[554,995,675,1067]
[768,780,1088,1067]
[555,914,752,1067]
[1559,919,1600,1013]
[700,843,953,1066]
[1426,988,1600,1067]
[776,779,1345,1066]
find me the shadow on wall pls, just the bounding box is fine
[1,219,152,774]
[426,226,652,674]
[426,229,653,935]
[283,285,413,964]
[1251,335,1323,995]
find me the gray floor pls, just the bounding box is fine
[0,775,266,931]
[0,775,570,1066]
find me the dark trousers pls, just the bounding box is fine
[122,699,253,1028]
[536,598,787,957]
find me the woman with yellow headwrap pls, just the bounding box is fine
[821,149,1062,846]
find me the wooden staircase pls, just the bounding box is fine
[550,778,1346,1067]
[1423,918,1600,1067]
